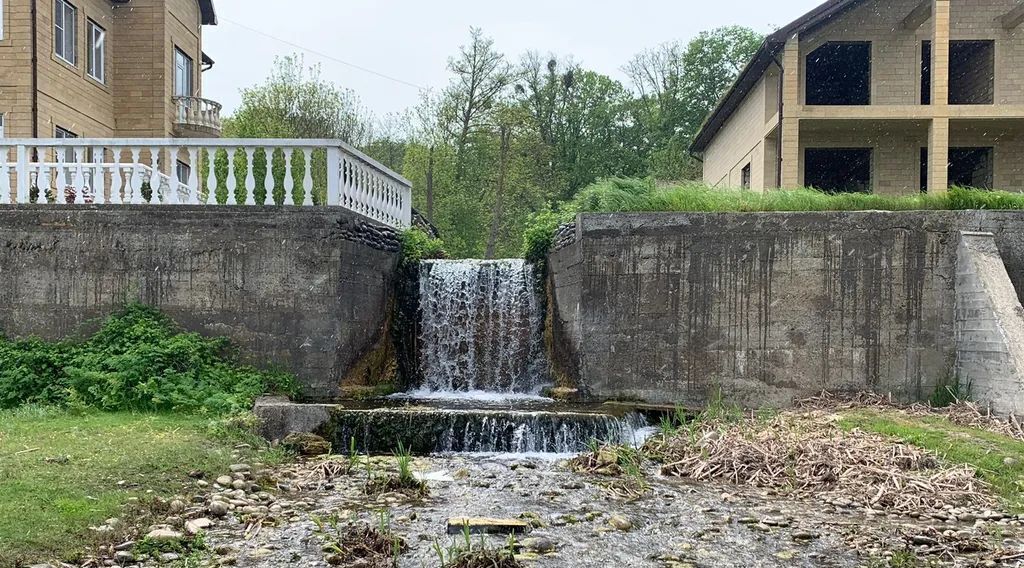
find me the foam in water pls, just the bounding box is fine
[417,259,549,395]
[330,407,650,455]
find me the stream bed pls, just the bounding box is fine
[200,454,893,568]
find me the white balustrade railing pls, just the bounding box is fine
[0,138,413,228]
[173,96,223,132]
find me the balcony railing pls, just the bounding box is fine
[173,96,223,134]
[0,138,413,228]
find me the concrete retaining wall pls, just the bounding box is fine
[0,205,399,400]
[548,211,1024,409]
[955,232,1024,415]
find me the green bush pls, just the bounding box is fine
[522,209,572,266]
[399,228,446,266]
[0,305,297,414]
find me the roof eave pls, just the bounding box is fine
[689,0,866,155]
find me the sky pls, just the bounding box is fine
[202,0,825,120]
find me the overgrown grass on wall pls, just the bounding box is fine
[522,178,1024,259]
[0,304,297,414]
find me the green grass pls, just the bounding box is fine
[838,409,1024,512]
[571,178,1024,214]
[522,178,1024,259]
[0,407,287,567]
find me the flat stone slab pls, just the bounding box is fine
[446,517,531,535]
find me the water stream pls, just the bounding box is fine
[364,259,649,455]
[417,259,549,395]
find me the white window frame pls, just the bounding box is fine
[174,47,194,98]
[87,20,104,83]
[1,0,6,41]
[0,114,5,138]
[54,0,77,65]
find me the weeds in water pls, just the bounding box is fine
[347,436,360,472]
[364,441,429,498]
[569,442,649,499]
[433,524,522,568]
[312,511,406,568]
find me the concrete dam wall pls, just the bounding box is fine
[548,211,1024,412]
[4,206,1024,412]
[0,205,399,400]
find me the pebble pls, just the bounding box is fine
[144,528,183,542]
[520,536,557,553]
[609,515,633,531]
[229,464,250,473]
[216,475,233,486]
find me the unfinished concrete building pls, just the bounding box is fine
[690,0,1024,194]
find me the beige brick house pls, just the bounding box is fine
[0,0,220,140]
[691,0,1024,194]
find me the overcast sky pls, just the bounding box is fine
[202,0,824,119]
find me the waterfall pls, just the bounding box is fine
[328,407,652,455]
[417,259,549,395]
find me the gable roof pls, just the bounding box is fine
[198,0,217,25]
[689,0,865,154]
[112,0,217,25]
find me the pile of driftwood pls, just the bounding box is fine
[648,409,996,515]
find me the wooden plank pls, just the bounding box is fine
[999,2,1024,29]
[901,0,932,30]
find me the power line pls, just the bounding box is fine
[220,17,428,91]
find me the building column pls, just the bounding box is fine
[928,118,950,193]
[928,0,951,193]
[780,35,801,188]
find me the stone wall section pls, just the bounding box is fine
[954,231,1024,415]
[0,206,399,400]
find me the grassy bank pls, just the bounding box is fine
[524,178,1024,260]
[838,409,1024,512]
[0,407,286,566]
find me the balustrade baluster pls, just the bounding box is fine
[187,148,200,204]
[168,147,181,205]
[35,147,49,204]
[226,148,238,205]
[0,147,11,204]
[302,148,314,206]
[283,150,295,206]
[244,147,256,205]
[129,147,143,204]
[262,148,274,206]
[72,147,86,204]
[109,148,123,205]
[92,147,105,205]
[206,148,218,204]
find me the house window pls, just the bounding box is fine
[949,41,994,105]
[0,114,5,138]
[54,0,77,65]
[1,0,5,40]
[949,147,994,189]
[921,41,932,105]
[804,148,872,194]
[175,160,191,183]
[174,48,194,97]
[740,164,751,189]
[806,42,872,105]
[87,20,105,83]
[55,125,78,161]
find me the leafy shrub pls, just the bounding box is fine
[399,228,446,267]
[522,208,572,266]
[0,304,297,414]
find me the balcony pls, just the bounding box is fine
[0,138,413,228]
[173,96,223,137]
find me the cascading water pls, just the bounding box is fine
[415,259,549,396]
[362,258,651,455]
